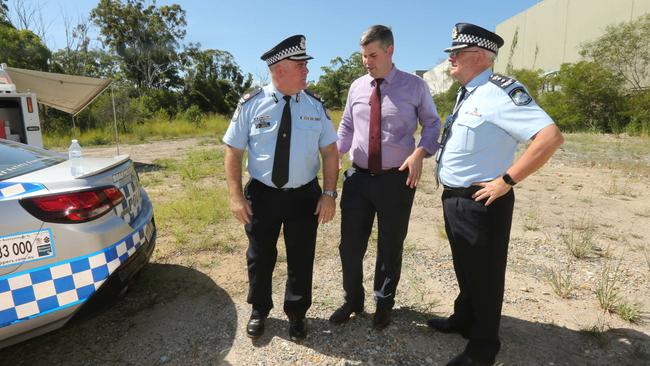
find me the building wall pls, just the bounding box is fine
[493,0,650,74]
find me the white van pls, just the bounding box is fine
[0,65,43,148]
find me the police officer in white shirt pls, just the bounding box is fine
[223,35,339,342]
[429,23,564,366]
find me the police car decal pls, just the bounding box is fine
[0,228,55,269]
[0,217,155,328]
[0,182,46,201]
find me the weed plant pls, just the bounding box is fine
[545,265,577,299]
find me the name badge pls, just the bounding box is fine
[300,116,321,121]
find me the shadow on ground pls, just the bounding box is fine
[0,263,236,366]
[254,307,650,365]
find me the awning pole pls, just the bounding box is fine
[111,85,120,155]
[71,115,76,138]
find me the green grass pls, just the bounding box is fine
[42,114,231,149]
[545,264,577,299]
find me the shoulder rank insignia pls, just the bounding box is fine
[304,89,325,103]
[508,87,532,106]
[238,88,263,105]
[304,89,331,120]
[489,73,516,89]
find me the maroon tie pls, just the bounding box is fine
[368,78,383,174]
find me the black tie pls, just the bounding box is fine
[272,95,292,188]
[453,86,467,113]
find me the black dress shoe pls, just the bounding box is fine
[446,352,492,366]
[246,315,265,338]
[427,316,469,339]
[329,303,363,324]
[289,318,307,341]
[372,307,391,330]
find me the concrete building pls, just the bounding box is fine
[422,0,650,94]
[493,0,650,74]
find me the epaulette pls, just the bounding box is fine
[304,89,325,104]
[489,73,516,89]
[304,89,331,119]
[238,88,263,105]
[490,74,534,106]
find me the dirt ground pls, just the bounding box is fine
[1,136,649,366]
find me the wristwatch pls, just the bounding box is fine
[322,190,338,199]
[502,173,517,186]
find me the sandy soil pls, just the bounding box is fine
[1,136,648,366]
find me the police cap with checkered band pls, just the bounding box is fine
[261,35,313,66]
[444,23,504,54]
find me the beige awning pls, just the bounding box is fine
[5,67,112,116]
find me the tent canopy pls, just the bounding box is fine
[5,67,112,116]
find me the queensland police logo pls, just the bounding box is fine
[452,25,459,40]
[300,37,306,50]
[508,87,532,106]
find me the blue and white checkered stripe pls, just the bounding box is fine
[0,182,46,201]
[112,180,142,226]
[0,218,154,328]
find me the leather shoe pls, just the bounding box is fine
[446,352,492,366]
[246,315,265,339]
[372,307,391,330]
[289,318,307,341]
[427,316,469,339]
[329,303,363,324]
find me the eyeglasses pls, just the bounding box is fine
[449,50,479,58]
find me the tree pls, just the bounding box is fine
[581,14,650,90]
[311,52,366,109]
[180,45,252,115]
[539,61,626,132]
[0,0,10,26]
[432,81,461,121]
[90,0,186,91]
[0,22,50,70]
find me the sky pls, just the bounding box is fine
[15,0,543,83]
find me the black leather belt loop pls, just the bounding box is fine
[442,185,481,199]
[352,163,402,176]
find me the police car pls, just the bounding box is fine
[0,139,156,348]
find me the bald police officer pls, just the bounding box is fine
[429,23,564,366]
[223,35,339,342]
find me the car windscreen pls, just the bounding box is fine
[0,140,66,181]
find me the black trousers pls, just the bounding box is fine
[339,167,416,310]
[244,178,321,320]
[442,187,515,363]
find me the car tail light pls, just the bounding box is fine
[20,187,124,223]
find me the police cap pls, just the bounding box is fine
[261,35,313,66]
[444,23,504,54]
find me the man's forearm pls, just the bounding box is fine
[320,143,339,191]
[225,145,245,198]
[508,124,564,183]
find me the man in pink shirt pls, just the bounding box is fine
[330,25,441,330]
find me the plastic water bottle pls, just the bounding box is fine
[68,139,84,176]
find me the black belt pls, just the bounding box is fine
[442,185,481,199]
[352,163,403,176]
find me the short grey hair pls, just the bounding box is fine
[360,25,394,50]
[482,49,497,62]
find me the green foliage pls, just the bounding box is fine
[510,69,544,100]
[581,14,650,90]
[539,62,626,132]
[0,22,50,70]
[310,52,366,109]
[0,0,9,27]
[432,81,461,120]
[90,0,186,90]
[624,90,650,136]
[180,46,252,115]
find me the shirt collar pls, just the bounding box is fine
[370,64,398,86]
[267,83,300,103]
[464,68,492,92]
